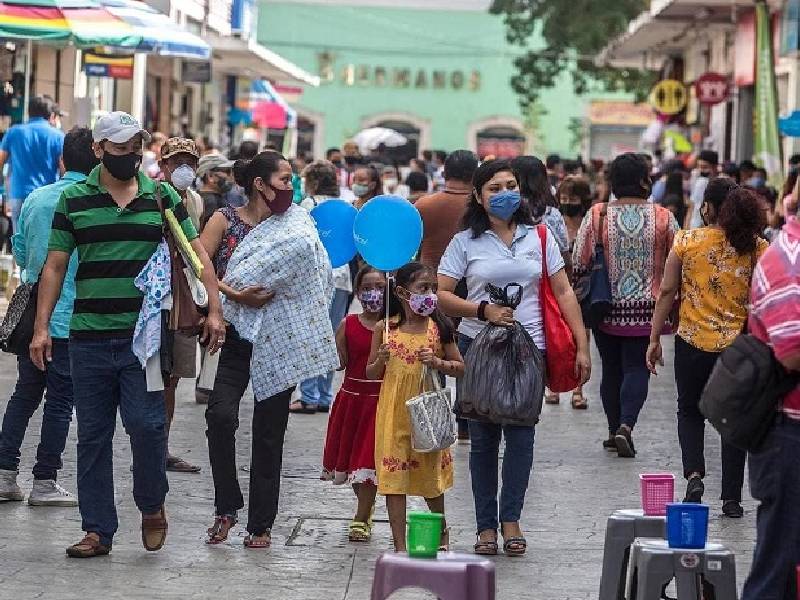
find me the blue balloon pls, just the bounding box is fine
[310,199,358,268]
[353,195,423,271]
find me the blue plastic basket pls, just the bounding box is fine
[666,503,709,549]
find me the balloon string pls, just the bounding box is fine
[385,272,392,340]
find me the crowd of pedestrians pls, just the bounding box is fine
[0,96,798,598]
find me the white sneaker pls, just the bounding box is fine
[0,469,24,501]
[28,479,78,507]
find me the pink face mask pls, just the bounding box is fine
[408,292,437,317]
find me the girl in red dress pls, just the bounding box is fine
[321,266,385,542]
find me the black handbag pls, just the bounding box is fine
[700,334,800,452]
[0,282,38,355]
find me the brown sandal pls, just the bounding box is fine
[243,531,271,549]
[571,391,588,410]
[166,455,201,473]
[544,392,560,405]
[142,506,168,551]
[206,515,237,545]
[66,533,111,558]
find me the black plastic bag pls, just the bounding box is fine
[457,283,546,426]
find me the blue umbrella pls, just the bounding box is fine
[99,0,210,59]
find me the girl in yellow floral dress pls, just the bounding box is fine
[366,262,464,552]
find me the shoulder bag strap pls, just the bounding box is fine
[596,204,607,247]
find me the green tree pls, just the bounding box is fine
[490,0,656,110]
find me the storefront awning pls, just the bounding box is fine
[597,0,783,69]
[209,34,319,87]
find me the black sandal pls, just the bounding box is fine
[473,530,498,556]
[503,536,527,557]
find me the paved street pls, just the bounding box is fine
[0,337,757,599]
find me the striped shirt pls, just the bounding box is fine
[48,165,198,338]
[750,218,800,419]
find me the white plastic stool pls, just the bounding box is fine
[627,539,737,600]
[599,509,666,600]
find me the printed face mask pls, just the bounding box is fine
[359,289,384,313]
[171,164,196,191]
[488,190,521,221]
[408,292,437,317]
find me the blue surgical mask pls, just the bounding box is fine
[488,190,521,221]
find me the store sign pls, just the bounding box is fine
[83,51,133,79]
[231,0,254,39]
[649,79,688,115]
[695,72,730,105]
[317,53,480,92]
[182,60,211,83]
[779,110,800,136]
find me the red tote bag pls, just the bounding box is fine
[537,224,580,393]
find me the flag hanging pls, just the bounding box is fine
[754,1,783,188]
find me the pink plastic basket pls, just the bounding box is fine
[640,473,675,516]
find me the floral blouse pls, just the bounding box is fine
[674,227,768,352]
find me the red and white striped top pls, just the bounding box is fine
[750,218,800,419]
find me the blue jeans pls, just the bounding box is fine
[592,328,651,434]
[469,421,536,533]
[71,338,168,547]
[458,333,536,532]
[742,418,800,600]
[299,288,350,408]
[0,339,73,480]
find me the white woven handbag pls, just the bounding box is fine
[405,366,457,453]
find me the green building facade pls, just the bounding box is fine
[258,0,624,159]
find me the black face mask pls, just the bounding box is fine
[102,152,141,181]
[344,156,359,166]
[560,203,584,217]
[215,176,233,194]
[699,171,712,178]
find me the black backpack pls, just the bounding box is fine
[700,334,800,452]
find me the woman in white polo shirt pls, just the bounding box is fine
[438,159,590,556]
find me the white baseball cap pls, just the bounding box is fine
[92,111,152,144]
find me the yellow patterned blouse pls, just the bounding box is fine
[674,227,768,352]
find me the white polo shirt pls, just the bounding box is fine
[438,224,564,350]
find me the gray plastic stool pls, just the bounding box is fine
[370,551,495,600]
[627,539,737,600]
[599,509,667,600]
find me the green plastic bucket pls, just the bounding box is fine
[407,511,443,558]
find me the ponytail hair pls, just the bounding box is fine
[386,262,455,345]
[232,150,286,197]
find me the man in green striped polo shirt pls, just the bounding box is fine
[30,112,226,558]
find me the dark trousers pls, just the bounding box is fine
[742,418,800,600]
[593,328,651,434]
[0,339,73,480]
[674,336,746,501]
[71,338,168,547]
[205,327,294,536]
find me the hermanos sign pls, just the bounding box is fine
[317,52,481,91]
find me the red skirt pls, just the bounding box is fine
[321,376,381,485]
